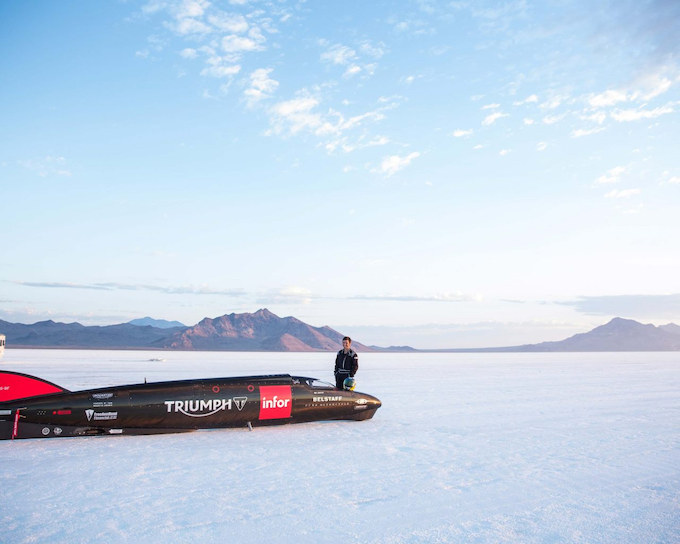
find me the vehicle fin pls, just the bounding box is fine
[0,371,69,402]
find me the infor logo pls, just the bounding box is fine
[259,385,292,420]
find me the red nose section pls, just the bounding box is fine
[0,371,67,402]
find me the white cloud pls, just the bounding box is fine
[174,17,211,35]
[268,95,322,135]
[176,0,208,19]
[588,89,629,108]
[482,103,500,110]
[221,34,263,53]
[571,127,605,138]
[523,118,535,125]
[482,111,508,126]
[611,104,675,122]
[499,149,510,156]
[596,166,626,184]
[661,171,680,185]
[360,40,386,59]
[244,68,279,106]
[542,113,565,125]
[513,94,538,106]
[321,44,356,65]
[180,48,198,59]
[207,13,248,33]
[636,75,672,101]
[344,65,362,78]
[375,152,421,177]
[605,188,640,199]
[19,155,72,177]
[581,111,607,124]
[452,129,473,138]
[536,142,547,151]
[200,57,241,78]
[540,95,567,110]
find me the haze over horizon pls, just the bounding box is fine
[2,1,680,348]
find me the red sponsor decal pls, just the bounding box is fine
[54,410,72,415]
[0,373,64,402]
[259,385,292,420]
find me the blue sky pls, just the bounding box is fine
[1,0,679,348]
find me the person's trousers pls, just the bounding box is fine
[335,372,350,389]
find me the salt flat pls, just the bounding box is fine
[1,350,679,543]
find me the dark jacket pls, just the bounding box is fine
[334,348,358,376]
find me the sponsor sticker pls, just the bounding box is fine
[259,386,292,420]
[164,398,232,418]
[313,395,343,403]
[85,410,118,421]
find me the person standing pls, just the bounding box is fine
[334,336,358,389]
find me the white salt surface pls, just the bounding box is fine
[1,349,679,543]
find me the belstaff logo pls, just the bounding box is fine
[259,386,292,420]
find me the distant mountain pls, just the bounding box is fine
[502,318,680,352]
[166,309,372,352]
[659,323,680,336]
[0,310,371,352]
[0,319,182,349]
[128,317,186,329]
[2,314,679,352]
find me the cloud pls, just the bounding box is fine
[542,113,565,125]
[180,47,198,59]
[482,111,508,126]
[268,94,322,135]
[560,294,680,319]
[375,151,420,177]
[244,68,278,106]
[588,89,629,108]
[605,188,640,199]
[320,44,357,65]
[18,156,72,177]
[257,287,315,305]
[596,166,626,184]
[200,58,241,78]
[12,280,247,297]
[513,94,538,106]
[266,91,387,148]
[611,104,675,122]
[149,0,277,80]
[207,13,248,33]
[349,292,479,303]
[320,41,381,79]
[571,127,605,138]
[452,129,473,138]
[221,34,263,53]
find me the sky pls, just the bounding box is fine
[1,0,679,348]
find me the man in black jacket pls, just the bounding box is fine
[334,336,358,389]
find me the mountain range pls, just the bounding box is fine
[1,311,679,352]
